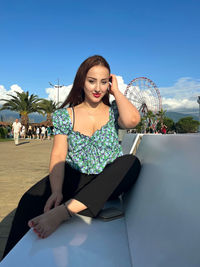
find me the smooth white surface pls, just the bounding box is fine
[121,133,141,155]
[1,213,131,267]
[124,135,200,267]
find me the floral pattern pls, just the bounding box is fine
[52,101,123,174]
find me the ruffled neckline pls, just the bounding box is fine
[64,106,112,139]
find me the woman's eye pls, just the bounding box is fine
[89,80,95,84]
[102,81,108,85]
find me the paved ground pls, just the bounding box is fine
[0,138,53,260]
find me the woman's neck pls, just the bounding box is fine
[82,100,104,111]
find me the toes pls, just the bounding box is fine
[28,216,40,228]
[34,224,42,233]
[42,231,49,239]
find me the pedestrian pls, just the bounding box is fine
[12,119,21,145]
[27,125,32,139]
[3,55,141,258]
[36,126,40,139]
[32,127,36,139]
[41,125,46,140]
[20,125,26,139]
[161,123,167,134]
[46,125,52,140]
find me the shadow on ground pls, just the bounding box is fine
[17,141,30,146]
[0,209,16,261]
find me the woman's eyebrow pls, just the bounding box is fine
[87,77,109,81]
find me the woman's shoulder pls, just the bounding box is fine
[52,108,72,131]
[53,108,69,116]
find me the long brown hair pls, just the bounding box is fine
[60,55,111,108]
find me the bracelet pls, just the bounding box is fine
[63,203,73,218]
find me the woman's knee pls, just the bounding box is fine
[18,175,51,209]
[120,154,141,172]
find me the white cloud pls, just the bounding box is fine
[0,84,24,104]
[160,77,200,99]
[162,97,197,111]
[46,85,73,104]
[160,77,200,111]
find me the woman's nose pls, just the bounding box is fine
[94,82,101,92]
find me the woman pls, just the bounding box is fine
[3,55,141,258]
[46,125,52,140]
[27,125,32,139]
[36,126,40,139]
[32,126,36,139]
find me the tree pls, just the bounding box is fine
[143,110,156,132]
[38,99,59,125]
[175,117,199,133]
[163,117,175,133]
[156,109,167,124]
[0,91,42,126]
[135,117,146,133]
[157,117,175,133]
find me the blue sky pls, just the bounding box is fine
[0,0,200,111]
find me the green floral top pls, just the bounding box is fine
[52,101,123,174]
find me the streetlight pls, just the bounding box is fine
[49,79,64,105]
[197,96,200,133]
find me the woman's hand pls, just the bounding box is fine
[44,191,63,213]
[109,74,120,96]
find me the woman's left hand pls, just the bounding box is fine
[109,74,120,96]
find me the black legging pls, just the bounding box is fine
[3,154,141,259]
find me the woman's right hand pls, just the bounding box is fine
[44,191,63,213]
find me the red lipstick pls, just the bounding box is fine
[93,93,101,98]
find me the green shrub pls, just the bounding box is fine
[0,127,8,138]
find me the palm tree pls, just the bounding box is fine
[0,91,42,126]
[145,110,156,124]
[156,108,167,125]
[38,99,59,125]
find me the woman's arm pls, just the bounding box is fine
[110,74,141,129]
[49,134,68,192]
[44,134,68,212]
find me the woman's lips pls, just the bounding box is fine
[93,93,101,98]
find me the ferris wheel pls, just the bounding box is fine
[124,77,162,116]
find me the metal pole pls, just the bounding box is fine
[197,96,200,133]
[57,78,60,104]
[49,80,64,105]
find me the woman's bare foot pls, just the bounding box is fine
[28,205,69,239]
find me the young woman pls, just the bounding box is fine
[3,55,141,258]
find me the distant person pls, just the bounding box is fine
[12,119,21,145]
[36,127,40,139]
[27,125,32,139]
[161,124,167,134]
[46,125,52,140]
[20,125,26,139]
[41,125,46,140]
[6,125,12,138]
[32,127,36,139]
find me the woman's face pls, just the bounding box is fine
[84,65,110,104]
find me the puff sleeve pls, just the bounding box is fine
[52,109,71,136]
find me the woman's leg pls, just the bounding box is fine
[108,155,141,200]
[74,154,141,217]
[3,162,83,258]
[2,175,52,258]
[20,165,95,240]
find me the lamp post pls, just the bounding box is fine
[49,79,64,105]
[197,96,200,133]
